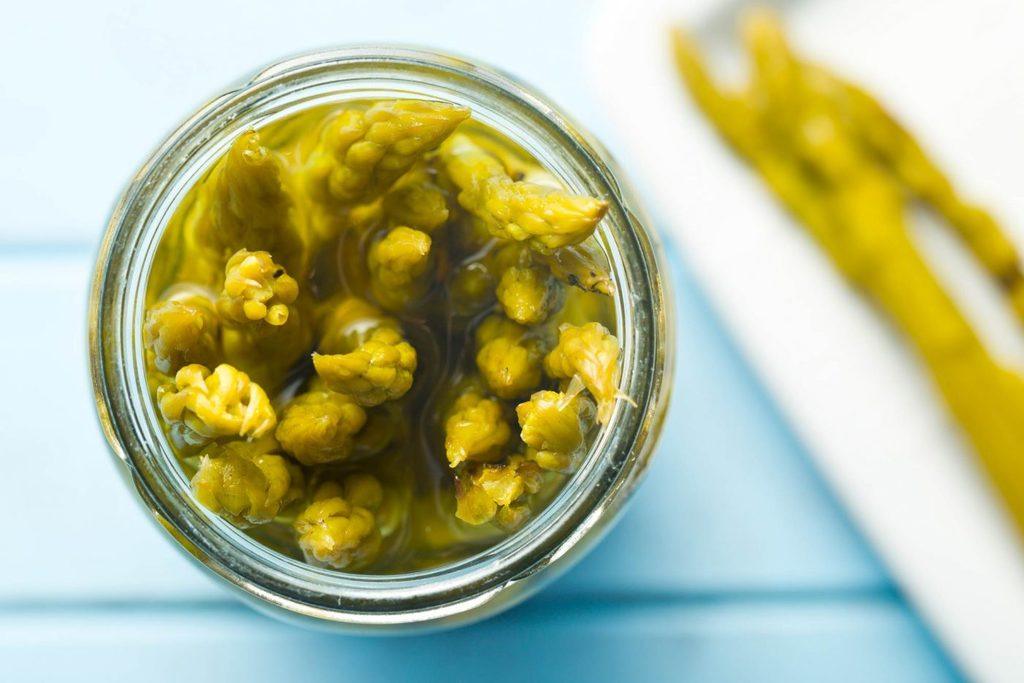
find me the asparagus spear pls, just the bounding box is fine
[673,10,1024,535]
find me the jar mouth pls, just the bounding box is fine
[90,46,672,629]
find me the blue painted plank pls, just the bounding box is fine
[0,596,959,683]
[0,254,220,601]
[0,249,884,602]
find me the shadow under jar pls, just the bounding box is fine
[89,47,674,631]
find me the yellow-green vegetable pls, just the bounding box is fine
[220,302,314,393]
[496,265,558,325]
[448,262,497,316]
[143,288,220,374]
[474,314,543,399]
[302,100,468,239]
[294,476,384,570]
[382,165,451,232]
[191,439,303,527]
[368,226,433,310]
[439,133,609,252]
[541,243,615,296]
[674,9,1024,536]
[517,388,586,471]
[455,455,543,527]
[444,389,512,467]
[312,326,417,406]
[186,130,305,278]
[316,296,396,355]
[544,322,620,424]
[474,312,528,347]
[275,390,368,465]
[217,249,299,327]
[351,404,403,459]
[157,363,277,441]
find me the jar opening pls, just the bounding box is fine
[91,47,671,628]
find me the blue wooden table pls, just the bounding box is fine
[0,1,961,680]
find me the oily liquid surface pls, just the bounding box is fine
[146,101,616,573]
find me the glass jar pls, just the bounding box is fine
[89,47,674,631]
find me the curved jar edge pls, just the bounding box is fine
[89,46,675,631]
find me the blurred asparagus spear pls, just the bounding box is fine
[673,9,1024,533]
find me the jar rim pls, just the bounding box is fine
[89,45,673,630]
